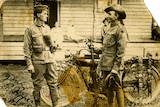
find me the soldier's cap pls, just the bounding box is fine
[34,4,48,13]
[104,4,126,19]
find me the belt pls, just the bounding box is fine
[102,51,116,55]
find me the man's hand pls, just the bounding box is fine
[93,47,102,54]
[110,70,121,86]
[27,65,35,73]
[104,71,121,90]
[50,45,57,53]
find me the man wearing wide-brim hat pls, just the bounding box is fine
[24,4,59,107]
[104,4,126,19]
[95,4,128,107]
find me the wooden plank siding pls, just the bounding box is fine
[0,0,33,60]
[1,41,160,61]
[0,0,158,61]
[121,0,152,41]
[0,42,24,60]
[126,43,160,59]
[60,0,94,38]
[2,0,33,40]
[94,11,106,40]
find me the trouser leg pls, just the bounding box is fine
[116,85,125,107]
[107,88,115,107]
[45,63,59,107]
[105,71,114,107]
[104,71,125,107]
[31,63,46,106]
[101,71,110,96]
[33,90,40,107]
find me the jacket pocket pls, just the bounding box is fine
[101,54,115,70]
[107,36,116,47]
[32,33,43,45]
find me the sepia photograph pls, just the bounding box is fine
[0,0,160,107]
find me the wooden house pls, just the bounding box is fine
[0,0,159,61]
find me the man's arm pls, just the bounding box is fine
[112,28,127,72]
[24,28,33,66]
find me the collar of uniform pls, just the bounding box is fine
[110,20,120,27]
[34,19,45,27]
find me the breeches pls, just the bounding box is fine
[31,62,59,105]
[107,85,124,107]
[103,71,125,107]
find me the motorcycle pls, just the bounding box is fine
[41,40,160,106]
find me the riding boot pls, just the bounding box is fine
[49,87,60,107]
[33,91,41,107]
[107,89,115,107]
[116,86,125,107]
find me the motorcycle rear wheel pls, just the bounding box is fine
[123,64,160,104]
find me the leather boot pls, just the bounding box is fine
[116,86,125,107]
[33,91,41,107]
[49,87,60,107]
[107,89,115,107]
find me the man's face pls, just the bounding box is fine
[105,11,118,23]
[37,9,48,22]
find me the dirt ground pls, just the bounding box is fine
[0,63,49,107]
[0,63,160,107]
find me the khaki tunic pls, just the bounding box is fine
[98,22,127,72]
[24,22,54,66]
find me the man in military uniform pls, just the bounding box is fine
[24,4,59,107]
[96,4,127,107]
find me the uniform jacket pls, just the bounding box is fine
[24,20,54,66]
[98,21,127,71]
